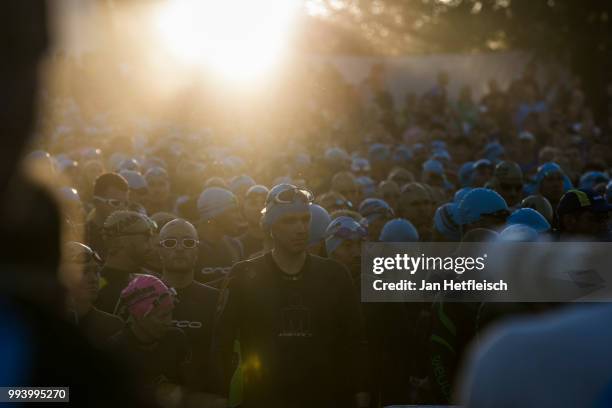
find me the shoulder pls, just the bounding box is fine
[308,254,351,280]
[189,280,220,295]
[229,253,268,278]
[91,307,124,327]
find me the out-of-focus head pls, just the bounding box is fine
[557,189,611,237]
[491,161,524,207]
[197,187,245,237]
[520,195,554,224]
[457,188,509,233]
[145,167,170,203]
[63,242,102,305]
[471,159,494,187]
[379,218,419,242]
[378,180,400,211]
[433,203,461,241]
[325,216,366,276]
[119,170,148,206]
[358,198,394,241]
[317,191,353,213]
[103,210,154,263]
[307,204,331,249]
[507,208,551,233]
[397,182,433,231]
[229,175,256,201]
[242,184,269,226]
[331,171,360,207]
[387,167,414,189]
[93,173,129,219]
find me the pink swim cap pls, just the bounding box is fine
[120,274,175,318]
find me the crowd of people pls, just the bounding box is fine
[19,49,612,408]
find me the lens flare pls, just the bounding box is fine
[154,0,299,81]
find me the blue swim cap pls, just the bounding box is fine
[507,208,551,233]
[458,162,475,187]
[393,145,413,165]
[358,198,394,225]
[530,162,573,194]
[422,159,445,175]
[579,171,609,190]
[433,203,461,241]
[483,141,505,163]
[368,144,391,163]
[379,218,419,242]
[457,188,509,225]
[197,187,239,221]
[454,187,473,203]
[499,224,540,242]
[308,204,331,246]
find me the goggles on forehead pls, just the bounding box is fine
[274,188,314,204]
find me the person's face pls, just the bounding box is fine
[216,207,247,237]
[243,193,267,226]
[564,210,609,237]
[129,187,149,206]
[330,239,361,279]
[120,231,152,264]
[159,224,199,273]
[135,303,173,340]
[147,175,170,202]
[271,211,311,254]
[335,183,360,209]
[95,186,128,219]
[68,260,100,305]
[380,191,399,212]
[496,181,523,207]
[540,172,564,203]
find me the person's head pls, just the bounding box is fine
[422,159,446,188]
[507,208,551,233]
[387,167,414,189]
[557,189,611,238]
[104,211,154,265]
[330,209,364,223]
[535,162,568,206]
[64,242,103,306]
[82,160,105,189]
[397,183,433,232]
[119,170,148,207]
[158,218,199,274]
[378,180,400,211]
[457,188,509,234]
[520,195,554,224]
[120,275,175,340]
[93,173,129,220]
[307,204,331,255]
[379,218,419,242]
[433,203,461,241]
[262,184,313,255]
[358,198,394,241]
[242,185,269,226]
[145,167,170,204]
[229,175,257,202]
[331,171,360,207]
[325,216,367,278]
[316,191,353,213]
[197,187,245,237]
[471,159,493,187]
[491,161,524,207]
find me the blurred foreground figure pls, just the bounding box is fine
[213,184,369,408]
[460,304,612,408]
[0,2,146,406]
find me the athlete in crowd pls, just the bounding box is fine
[85,173,129,257]
[213,184,369,408]
[238,184,269,259]
[158,218,219,393]
[96,210,155,314]
[555,188,611,240]
[64,241,124,348]
[196,187,246,286]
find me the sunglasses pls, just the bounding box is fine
[94,196,127,209]
[159,238,199,249]
[274,188,314,204]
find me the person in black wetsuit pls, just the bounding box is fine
[64,241,124,348]
[85,173,129,258]
[158,218,219,393]
[96,210,155,314]
[195,187,246,287]
[213,183,369,408]
[238,185,269,259]
[110,274,194,406]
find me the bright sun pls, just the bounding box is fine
[154,0,300,81]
